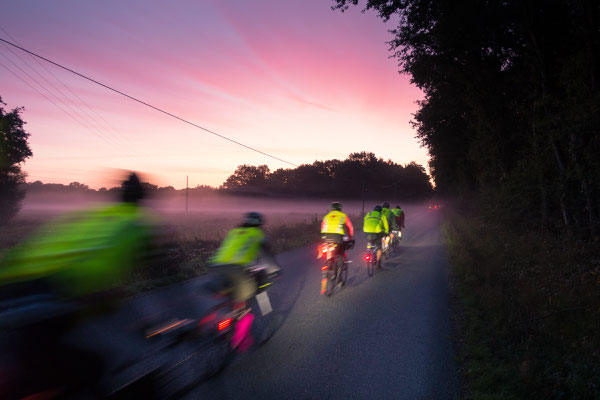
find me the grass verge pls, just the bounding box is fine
[442,209,600,399]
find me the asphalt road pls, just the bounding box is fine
[185,207,457,399]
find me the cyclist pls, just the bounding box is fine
[320,202,355,256]
[363,205,389,269]
[0,172,157,398]
[381,202,398,250]
[209,212,280,307]
[392,205,406,239]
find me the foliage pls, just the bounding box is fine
[222,152,433,200]
[443,207,600,399]
[0,98,32,223]
[333,0,600,236]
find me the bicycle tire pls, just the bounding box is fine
[158,333,235,399]
[392,238,399,254]
[367,253,374,277]
[325,260,337,297]
[340,260,348,287]
[251,286,286,346]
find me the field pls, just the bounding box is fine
[0,207,324,292]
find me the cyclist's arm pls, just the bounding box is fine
[382,216,389,234]
[344,216,354,239]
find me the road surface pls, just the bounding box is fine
[186,207,457,399]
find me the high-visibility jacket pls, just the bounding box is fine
[381,207,398,230]
[392,208,403,218]
[0,203,152,298]
[211,227,265,266]
[392,208,405,227]
[363,211,389,234]
[321,211,354,237]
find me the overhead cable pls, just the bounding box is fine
[0,38,299,167]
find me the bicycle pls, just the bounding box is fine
[318,239,349,297]
[391,230,401,253]
[139,265,283,397]
[365,237,381,277]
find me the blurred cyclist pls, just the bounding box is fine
[0,172,157,399]
[381,202,398,250]
[363,205,389,269]
[320,202,355,255]
[209,212,280,309]
[392,205,406,239]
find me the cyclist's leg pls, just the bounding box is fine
[207,264,255,306]
[231,267,257,305]
[376,233,384,267]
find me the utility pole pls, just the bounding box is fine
[361,181,365,215]
[186,175,189,213]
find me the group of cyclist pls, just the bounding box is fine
[0,172,405,397]
[320,201,405,269]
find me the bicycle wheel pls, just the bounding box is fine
[325,261,337,297]
[366,253,374,277]
[340,259,348,287]
[251,287,286,346]
[158,333,235,398]
[392,237,399,253]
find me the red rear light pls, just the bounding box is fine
[218,318,233,331]
[322,265,328,271]
[365,254,371,261]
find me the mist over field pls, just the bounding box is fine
[20,191,424,217]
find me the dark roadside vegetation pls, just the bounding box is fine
[334,0,600,398]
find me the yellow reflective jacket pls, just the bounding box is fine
[363,211,389,234]
[321,210,349,235]
[210,227,265,266]
[382,207,398,230]
[392,208,404,217]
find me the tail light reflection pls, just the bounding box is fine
[218,318,233,331]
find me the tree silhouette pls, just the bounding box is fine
[221,153,433,200]
[0,97,32,223]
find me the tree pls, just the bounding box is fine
[333,0,600,235]
[0,98,32,223]
[223,164,270,191]
[221,154,433,200]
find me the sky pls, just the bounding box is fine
[0,0,427,189]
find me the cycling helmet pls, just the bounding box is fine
[396,205,401,209]
[244,212,263,227]
[382,202,390,209]
[331,202,342,211]
[121,172,144,203]
[374,205,382,213]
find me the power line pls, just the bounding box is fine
[0,38,299,167]
[0,49,124,150]
[0,56,120,146]
[0,25,138,154]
